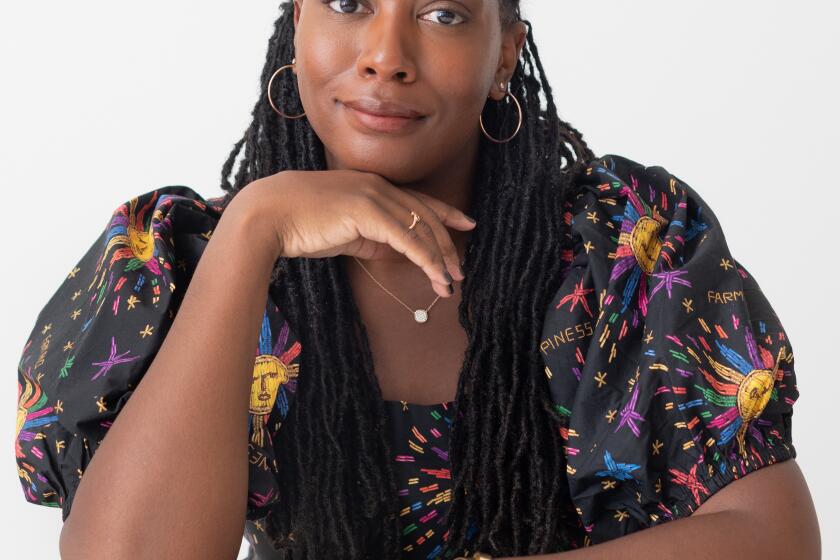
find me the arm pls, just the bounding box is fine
[496,459,820,560]
[59,193,280,559]
[536,155,814,560]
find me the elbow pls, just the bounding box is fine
[59,511,145,560]
[59,512,119,560]
[59,509,242,560]
[747,463,821,559]
[59,513,92,560]
[792,499,822,560]
[693,459,821,559]
[769,463,822,560]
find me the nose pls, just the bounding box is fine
[356,12,417,83]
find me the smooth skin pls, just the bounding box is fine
[59,0,821,558]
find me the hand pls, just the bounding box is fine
[236,169,476,298]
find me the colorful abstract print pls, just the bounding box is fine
[539,154,798,546]
[15,153,799,557]
[15,186,302,524]
[385,400,456,557]
[243,399,469,560]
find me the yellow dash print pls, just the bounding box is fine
[599,325,610,348]
[686,346,702,363]
[408,441,424,453]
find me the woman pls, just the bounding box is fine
[14,1,820,559]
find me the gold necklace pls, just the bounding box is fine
[352,257,442,323]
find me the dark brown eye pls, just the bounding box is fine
[421,9,466,26]
[326,0,365,14]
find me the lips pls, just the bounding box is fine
[341,97,425,119]
[340,96,426,134]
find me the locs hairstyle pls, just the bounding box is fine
[219,1,596,558]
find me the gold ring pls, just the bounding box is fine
[408,210,421,231]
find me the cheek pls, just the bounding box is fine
[424,39,497,117]
[296,67,339,144]
[430,61,492,141]
[293,24,354,128]
[296,61,333,104]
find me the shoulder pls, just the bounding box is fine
[102,185,225,234]
[560,153,737,301]
[14,184,281,521]
[570,153,723,238]
[92,186,226,275]
[540,153,799,544]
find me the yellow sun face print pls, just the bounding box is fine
[629,215,663,274]
[702,345,786,458]
[249,355,290,416]
[127,225,154,262]
[736,367,775,422]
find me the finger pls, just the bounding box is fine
[351,196,454,297]
[377,191,465,282]
[400,187,477,231]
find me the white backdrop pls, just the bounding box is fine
[2,1,835,558]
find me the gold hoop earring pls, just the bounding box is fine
[479,81,523,144]
[267,58,306,119]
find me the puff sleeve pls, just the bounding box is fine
[14,187,300,522]
[540,154,799,546]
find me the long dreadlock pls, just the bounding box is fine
[219,1,597,558]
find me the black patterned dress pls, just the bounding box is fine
[16,154,800,557]
[243,399,472,560]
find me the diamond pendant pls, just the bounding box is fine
[414,309,428,323]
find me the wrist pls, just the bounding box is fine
[220,186,285,263]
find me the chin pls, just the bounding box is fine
[331,148,431,186]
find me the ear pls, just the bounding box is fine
[490,20,527,101]
[292,1,302,73]
[293,0,302,28]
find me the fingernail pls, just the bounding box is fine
[465,215,476,224]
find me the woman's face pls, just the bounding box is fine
[291,0,526,184]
